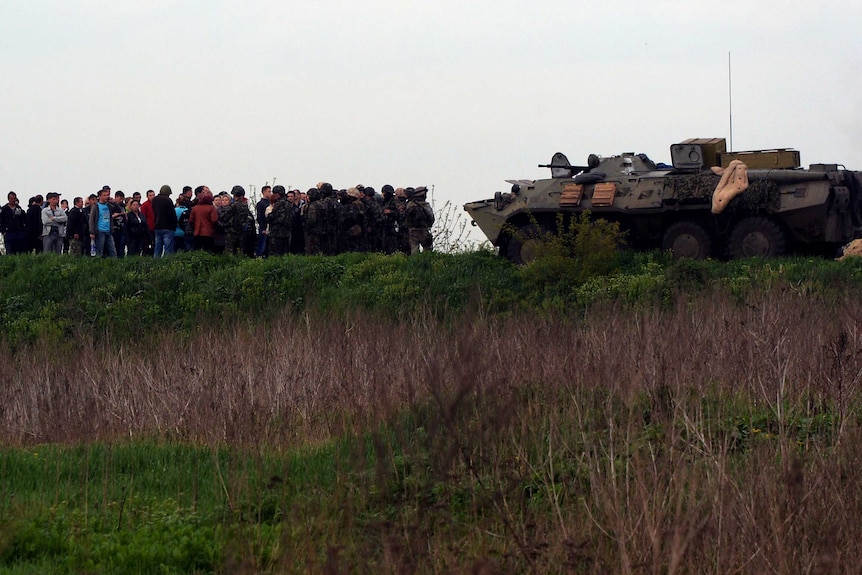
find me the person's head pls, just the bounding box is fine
[101,185,111,194]
[395,187,406,199]
[129,199,141,212]
[271,185,285,202]
[261,185,271,199]
[300,190,308,203]
[158,184,172,197]
[286,190,297,204]
[99,188,110,203]
[307,188,320,202]
[46,192,60,207]
[32,195,44,206]
[381,184,394,199]
[320,182,334,198]
[132,191,141,202]
[60,199,69,210]
[231,185,245,199]
[87,193,98,206]
[114,190,125,202]
[73,197,83,208]
[182,186,193,200]
[146,189,155,201]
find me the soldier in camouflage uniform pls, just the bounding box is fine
[380,184,401,254]
[266,185,293,256]
[319,183,342,256]
[361,186,384,252]
[396,187,411,255]
[303,188,326,255]
[340,188,367,253]
[404,186,434,254]
[221,185,255,256]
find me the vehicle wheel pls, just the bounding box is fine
[662,221,712,259]
[503,224,550,264]
[728,217,787,259]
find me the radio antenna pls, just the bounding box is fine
[728,52,733,152]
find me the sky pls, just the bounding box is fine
[2,1,861,245]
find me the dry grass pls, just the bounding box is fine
[3,286,862,573]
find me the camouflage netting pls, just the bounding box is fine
[670,173,721,201]
[730,178,781,212]
[669,173,781,212]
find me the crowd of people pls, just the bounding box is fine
[0,182,436,258]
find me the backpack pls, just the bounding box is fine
[242,205,256,233]
[422,203,435,227]
[177,207,192,235]
[410,201,434,228]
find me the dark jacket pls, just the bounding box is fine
[66,206,86,239]
[152,193,178,231]
[0,204,27,235]
[125,210,148,239]
[255,198,269,234]
[26,205,42,238]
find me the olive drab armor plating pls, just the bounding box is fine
[464,138,862,263]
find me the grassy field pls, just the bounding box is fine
[2,252,862,572]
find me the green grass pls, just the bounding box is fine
[3,250,862,349]
[0,440,357,574]
[5,249,862,572]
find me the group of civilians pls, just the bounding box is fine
[0,181,436,257]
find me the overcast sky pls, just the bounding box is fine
[2,1,861,243]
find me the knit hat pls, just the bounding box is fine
[159,185,172,196]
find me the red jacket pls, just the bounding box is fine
[140,200,156,232]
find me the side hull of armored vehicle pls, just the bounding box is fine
[465,140,862,263]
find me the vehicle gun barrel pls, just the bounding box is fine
[747,170,828,184]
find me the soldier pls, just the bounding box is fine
[303,187,326,255]
[380,185,400,254]
[362,186,384,252]
[266,185,292,256]
[286,189,305,255]
[319,183,342,256]
[404,186,434,254]
[221,185,255,256]
[340,188,366,252]
[395,187,411,255]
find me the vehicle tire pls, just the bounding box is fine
[503,223,550,264]
[662,221,712,259]
[728,217,787,259]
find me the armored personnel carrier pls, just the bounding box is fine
[464,138,862,263]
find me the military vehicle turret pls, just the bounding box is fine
[464,138,862,263]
